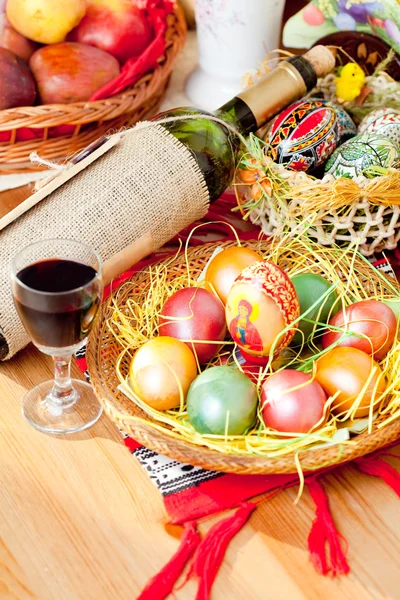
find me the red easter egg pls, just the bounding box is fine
[261,369,327,434]
[159,287,227,364]
[322,299,397,360]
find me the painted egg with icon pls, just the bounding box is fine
[225,261,300,358]
[325,133,400,179]
[358,108,400,145]
[266,99,341,172]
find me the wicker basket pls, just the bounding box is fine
[87,240,400,475]
[0,5,187,174]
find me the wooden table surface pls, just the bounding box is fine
[2,2,400,599]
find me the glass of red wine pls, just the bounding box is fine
[11,239,103,434]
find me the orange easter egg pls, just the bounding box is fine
[129,336,198,410]
[226,261,300,358]
[205,246,263,305]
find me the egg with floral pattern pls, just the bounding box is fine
[325,133,400,179]
[266,99,342,172]
[359,108,400,145]
[225,261,300,358]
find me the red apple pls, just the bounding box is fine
[0,16,39,62]
[0,47,36,109]
[29,43,120,104]
[68,0,153,64]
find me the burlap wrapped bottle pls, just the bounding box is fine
[0,124,210,360]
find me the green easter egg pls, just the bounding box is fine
[187,366,258,436]
[382,298,400,321]
[291,273,338,346]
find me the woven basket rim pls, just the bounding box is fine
[0,5,186,131]
[86,240,400,475]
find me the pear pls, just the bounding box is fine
[6,0,86,44]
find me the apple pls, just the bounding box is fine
[0,47,36,109]
[68,0,153,64]
[29,43,120,104]
[0,15,39,61]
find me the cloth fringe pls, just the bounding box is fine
[136,521,201,600]
[307,477,350,577]
[355,455,400,496]
[189,502,256,600]
[137,459,400,598]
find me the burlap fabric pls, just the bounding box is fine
[0,123,210,360]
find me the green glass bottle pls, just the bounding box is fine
[157,47,334,202]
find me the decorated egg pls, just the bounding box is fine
[225,261,300,358]
[291,273,338,346]
[129,337,198,410]
[358,108,400,145]
[187,366,258,435]
[325,133,400,179]
[326,102,357,143]
[159,287,226,364]
[205,246,263,305]
[266,99,341,172]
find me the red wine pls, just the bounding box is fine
[14,259,101,350]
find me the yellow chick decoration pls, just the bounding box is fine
[335,63,366,103]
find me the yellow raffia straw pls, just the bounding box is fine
[106,230,400,465]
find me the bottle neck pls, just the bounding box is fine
[215,96,258,137]
[217,56,318,135]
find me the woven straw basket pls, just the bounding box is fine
[87,240,400,475]
[0,4,186,174]
[236,159,400,259]
[235,63,400,258]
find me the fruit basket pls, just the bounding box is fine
[87,239,400,475]
[0,3,186,174]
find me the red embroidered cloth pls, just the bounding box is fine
[76,191,400,600]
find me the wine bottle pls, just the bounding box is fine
[157,46,335,201]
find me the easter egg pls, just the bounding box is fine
[205,246,263,305]
[326,102,357,142]
[129,337,198,410]
[325,133,400,179]
[187,366,258,435]
[159,287,226,364]
[261,370,328,434]
[358,108,400,145]
[322,299,397,360]
[315,347,386,418]
[291,273,338,346]
[226,261,300,358]
[266,99,341,173]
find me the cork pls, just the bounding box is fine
[304,45,336,78]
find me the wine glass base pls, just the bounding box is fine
[22,379,103,435]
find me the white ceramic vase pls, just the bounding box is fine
[185,0,286,111]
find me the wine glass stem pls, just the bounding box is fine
[50,355,75,405]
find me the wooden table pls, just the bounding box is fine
[2,3,400,599]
